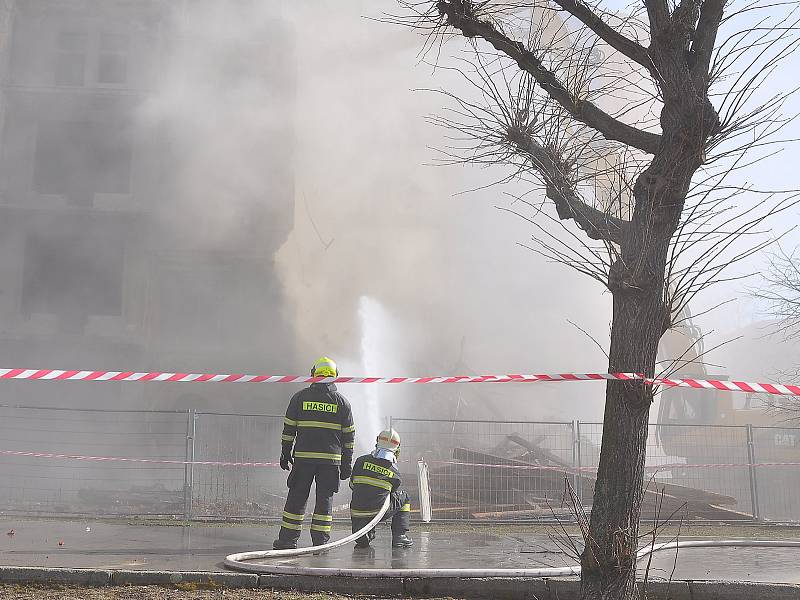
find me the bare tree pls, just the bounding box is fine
[756,246,800,339]
[752,246,800,416]
[385,1,799,598]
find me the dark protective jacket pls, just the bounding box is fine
[349,453,401,518]
[281,383,355,466]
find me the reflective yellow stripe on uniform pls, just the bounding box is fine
[296,420,343,430]
[281,434,295,442]
[400,503,411,512]
[312,513,333,522]
[344,442,354,449]
[352,475,393,491]
[284,417,298,426]
[350,507,381,517]
[280,521,303,530]
[294,451,342,461]
[282,511,304,520]
[342,424,356,433]
[310,524,332,532]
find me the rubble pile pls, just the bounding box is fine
[411,434,751,521]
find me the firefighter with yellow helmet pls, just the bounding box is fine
[273,357,355,549]
[349,428,413,548]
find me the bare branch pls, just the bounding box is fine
[754,246,800,339]
[644,0,670,33]
[690,0,727,88]
[507,127,627,243]
[549,0,653,70]
[435,0,662,154]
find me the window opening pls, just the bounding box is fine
[54,31,87,87]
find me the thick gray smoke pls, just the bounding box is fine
[0,0,612,427]
[8,0,794,438]
[276,1,610,442]
[0,0,609,518]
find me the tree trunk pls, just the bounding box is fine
[579,285,662,599]
[578,153,691,598]
[578,35,717,593]
[579,111,690,598]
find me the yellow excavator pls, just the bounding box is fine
[655,305,800,521]
[656,306,777,436]
[656,304,786,455]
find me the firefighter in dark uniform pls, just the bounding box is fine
[273,357,355,549]
[350,428,413,548]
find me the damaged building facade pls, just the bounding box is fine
[0,0,297,412]
[0,0,297,514]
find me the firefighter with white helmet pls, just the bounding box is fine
[349,428,413,548]
[273,357,355,550]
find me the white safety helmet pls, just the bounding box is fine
[372,428,401,462]
[376,428,401,452]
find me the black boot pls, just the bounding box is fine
[355,537,371,549]
[390,492,413,549]
[273,539,297,550]
[392,534,413,548]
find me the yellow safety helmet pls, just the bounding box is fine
[310,356,338,378]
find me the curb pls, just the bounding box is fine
[0,567,257,589]
[689,580,800,600]
[643,581,692,600]
[259,574,404,596]
[1,567,799,599]
[111,570,259,588]
[404,577,551,599]
[0,567,111,586]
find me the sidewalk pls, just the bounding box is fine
[1,518,799,583]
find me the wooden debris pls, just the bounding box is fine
[421,434,755,521]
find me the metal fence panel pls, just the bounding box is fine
[581,422,755,519]
[0,405,187,516]
[2,406,799,522]
[190,412,354,524]
[191,412,285,518]
[391,418,576,519]
[391,418,792,522]
[751,426,800,522]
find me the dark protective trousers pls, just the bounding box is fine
[278,462,340,546]
[351,489,411,545]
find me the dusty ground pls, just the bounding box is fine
[0,585,456,600]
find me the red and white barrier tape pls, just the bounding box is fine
[0,368,797,395]
[0,369,629,384]
[430,459,800,472]
[0,449,278,468]
[3,450,800,472]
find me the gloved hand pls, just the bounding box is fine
[339,462,352,480]
[280,452,293,471]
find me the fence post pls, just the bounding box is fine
[746,424,760,520]
[183,408,196,520]
[573,420,583,505]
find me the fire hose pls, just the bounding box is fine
[225,502,800,577]
[224,496,393,572]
